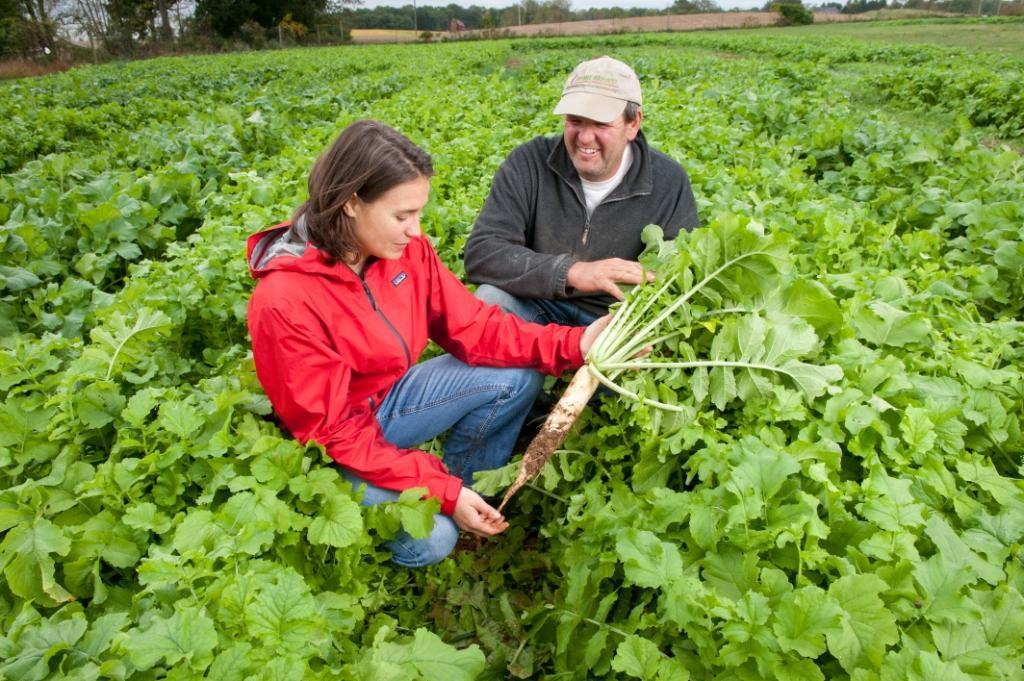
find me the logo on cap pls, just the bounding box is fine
[553,56,642,123]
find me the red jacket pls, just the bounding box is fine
[246,222,585,515]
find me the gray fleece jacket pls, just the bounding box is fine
[464,130,700,316]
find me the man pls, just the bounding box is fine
[464,55,700,327]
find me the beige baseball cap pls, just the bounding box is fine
[553,56,642,124]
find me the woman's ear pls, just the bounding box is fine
[342,195,360,219]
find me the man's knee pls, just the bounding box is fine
[474,283,514,309]
[475,284,545,323]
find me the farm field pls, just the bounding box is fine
[467,10,864,40]
[349,28,421,43]
[1,20,1023,680]
[745,17,1024,56]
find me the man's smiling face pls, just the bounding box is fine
[562,111,641,182]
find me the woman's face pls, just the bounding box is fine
[344,175,430,269]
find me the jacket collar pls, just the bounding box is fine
[546,128,654,205]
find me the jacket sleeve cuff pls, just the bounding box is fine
[555,255,576,297]
[439,475,463,516]
[568,326,586,368]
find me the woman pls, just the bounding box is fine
[246,120,607,567]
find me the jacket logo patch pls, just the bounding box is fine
[391,272,407,287]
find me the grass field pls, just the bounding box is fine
[739,18,1024,56]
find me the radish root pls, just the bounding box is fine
[498,364,599,512]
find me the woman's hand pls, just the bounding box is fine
[452,488,509,537]
[580,314,613,357]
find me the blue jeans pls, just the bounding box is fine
[476,283,614,408]
[474,284,600,327]
[343,353,543,567]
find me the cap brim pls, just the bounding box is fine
[553,92,627,124]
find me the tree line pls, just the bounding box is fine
[1,0,339,58]
[0,0,718,56]
[2,0,1020,60]
[342,1,698,32]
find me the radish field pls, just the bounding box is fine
[1,26,1023,680]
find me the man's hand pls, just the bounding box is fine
[452,488,509,537]
[567,258,655,300]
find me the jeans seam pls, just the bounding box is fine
[448,385,514,479]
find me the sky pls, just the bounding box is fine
[360,0,767,11]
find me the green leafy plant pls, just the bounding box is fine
[500,218,843,509]
[0,26,1021,680]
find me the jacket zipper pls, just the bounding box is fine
[580,188,649,247]
[556,149,649,250]
[360,274,412,369]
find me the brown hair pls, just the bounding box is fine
[294,120,434,265]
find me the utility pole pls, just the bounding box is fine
[413,0,418,31]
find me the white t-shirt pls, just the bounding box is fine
[580,144,633,216]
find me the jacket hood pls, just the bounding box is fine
[246,216,355,283]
